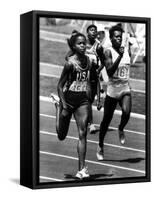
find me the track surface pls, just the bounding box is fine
[39,29,146,184]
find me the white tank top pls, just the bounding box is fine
[85,40,100,64]
[108,46,130,87]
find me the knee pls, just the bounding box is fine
[122,107,131,117]
[78,129,87,140]
[56,128,67,141]
[58,134,66,141]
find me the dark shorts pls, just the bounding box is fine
[65,91,90,111]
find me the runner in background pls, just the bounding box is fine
[96,24,109,99]
[96,24,132,161]
[85,24,105,134]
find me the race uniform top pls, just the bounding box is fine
[67,55,92,93]
[85,39,100,66]
[107,46,131,87]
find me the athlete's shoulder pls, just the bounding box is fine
[105,46,112,51]
[86,54,93,67]
[104,47,112,57]
[67,55,76,65]
[64,58,74,71]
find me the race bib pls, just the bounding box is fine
[116,64,130,79]
[69,81,87,92]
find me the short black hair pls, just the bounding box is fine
[109,24,124,39]
[86,24,97,33]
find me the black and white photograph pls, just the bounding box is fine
[1,0,153,198]
[37,12,150,187]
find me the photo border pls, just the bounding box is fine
[20,10,151,189]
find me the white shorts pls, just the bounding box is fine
[107,83,131,99]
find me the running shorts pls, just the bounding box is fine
[107,83,131,99]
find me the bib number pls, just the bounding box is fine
[69,81,87,92]
[117,65,129,79]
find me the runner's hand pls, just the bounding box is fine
[119,46,124,56]
[61,109,70,117]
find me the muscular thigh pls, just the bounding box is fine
[119,94,132,113]
[104,95,117,116]
[74,104,90,130]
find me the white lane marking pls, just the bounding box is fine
[40,29,69,38]
[40,36,67,43]
[39,95,145,120]
[40,130,145,153]
[131,89,145,94]
[40,176,63,182]
[40,113,145,136]
[40,73,59,78]
[40,62,63,68]
[40,151,145,174]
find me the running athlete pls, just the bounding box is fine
[85,24,104,133]
[96,24,132,161]
[51,32,98,179]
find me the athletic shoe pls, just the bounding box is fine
[75,166,90,179]
[96,145,104,161]
[89,124,97,134]
[118,129,125,145]
[49,93,59,106]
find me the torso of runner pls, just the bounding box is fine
[85,39,100,65]
[67,55,91,92]
[108,46,130,87]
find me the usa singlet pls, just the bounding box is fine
[67,55,91,93]
[64,55,93,109]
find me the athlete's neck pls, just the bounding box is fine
[74,54,87,68]
[113,45,121,54]
[87,38,95,46]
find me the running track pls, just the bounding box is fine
[39,29,146,183]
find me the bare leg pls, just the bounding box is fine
[119,94,132,131]
[96,95,117,160]
[56,102,72,141]
[89,83,97,134]
[96,79,102,111]
[74,104,90,171]
[99,95,117,148]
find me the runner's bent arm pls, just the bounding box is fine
[104,47,124,77]
[57,62,72,109]
[96,44,105,74]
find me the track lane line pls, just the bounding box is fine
[40,176,63,182]
[40,151,145,174]
[40,96,145,120]
[40,113,145,136]
[40,130,145,153]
